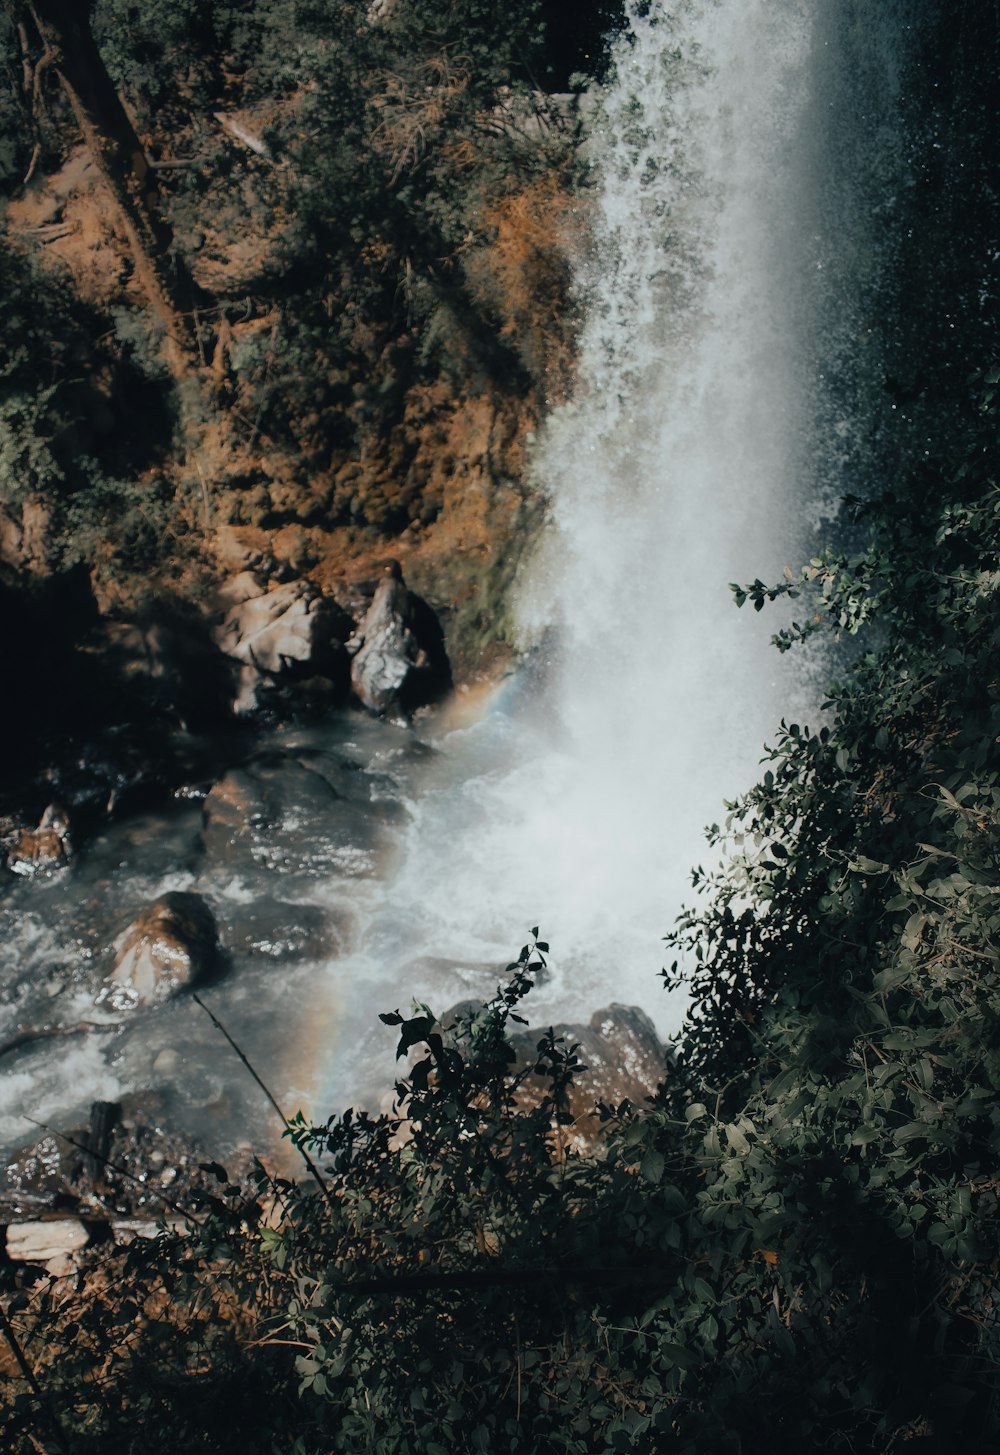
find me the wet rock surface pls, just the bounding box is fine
[201,748,408,877]
[214,575,353,714]
[217,897,349,963]
[3,803,73,877]
[348,562,451,718]
[103,891,220,1009]
[2,722,241,877]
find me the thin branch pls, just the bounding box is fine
[192,993,337,1215]
[0,1300,74,1455]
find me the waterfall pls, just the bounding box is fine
[317,0,896,1110]
[509,0,821,1004]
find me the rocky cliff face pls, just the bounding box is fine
[0,128,578,651]
[0,0,598,803]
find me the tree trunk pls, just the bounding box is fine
[21,0,198,373]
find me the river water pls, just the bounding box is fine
[0,1,913,1159]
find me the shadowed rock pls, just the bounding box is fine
[348,562,451,718]
[437,1000,670,1130]
[512,1003,671,1126]
[214,576,352,713]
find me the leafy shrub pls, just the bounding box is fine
[0,240,178,577]
[0,12,30,194]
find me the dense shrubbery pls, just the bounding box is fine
[0,237,177,578]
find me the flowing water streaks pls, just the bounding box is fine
[317,0,843,1114]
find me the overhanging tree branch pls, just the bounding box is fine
[11,0,199,373]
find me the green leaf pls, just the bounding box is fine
[881,1029,938,1049]
[893,1121,929,1145]
[872,965,911,992]
[659,1342,698,1371]
[624,1120,648,1148]
[901,912,927,948]
[851,855,890,874]
[641,1148,665,1185]
[725,1123,750,1155]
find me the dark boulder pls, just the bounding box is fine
[347,562,451,718]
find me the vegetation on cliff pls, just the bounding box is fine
[0,0,615,662]
[0,0,623,803]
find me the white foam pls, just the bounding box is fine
[320,0,829,1079]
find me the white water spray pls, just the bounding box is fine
[509,0,822,999]
[317,0,833,1106]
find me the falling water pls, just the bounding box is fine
[316,0,870,1109]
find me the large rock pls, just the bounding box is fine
[348,562,451,718]
[214,576,352,713]
[5,803,72,876]
[508,1003,671,1130]
[6,1219,90,1265]
[103,892,219,1009]
[201,750,408,878]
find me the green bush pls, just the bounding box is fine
[0,240,178,577]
